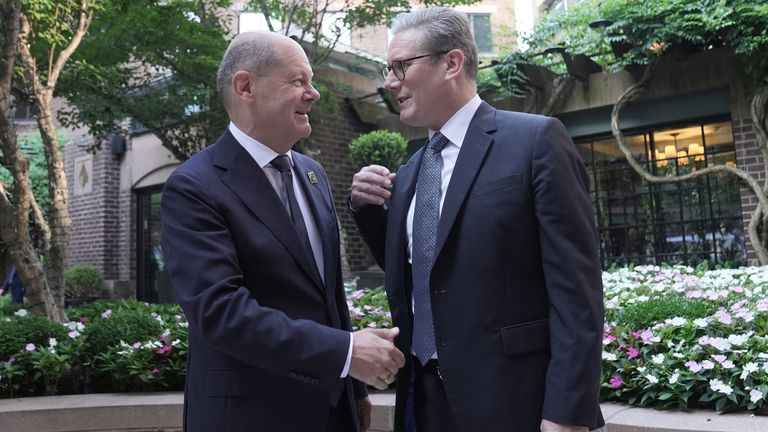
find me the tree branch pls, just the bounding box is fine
[612,58,768,263]
[47,0,93,90]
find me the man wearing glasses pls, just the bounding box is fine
[350,7,604,432]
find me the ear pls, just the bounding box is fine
[231,70,255,101]
[444,49,466,80]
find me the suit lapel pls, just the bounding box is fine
[212,132,325,294]
[292,153,342,326]
[434,102,497,260]
[389,148,422,306]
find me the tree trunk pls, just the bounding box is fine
[34,90,71,313]
[610,58,768,264]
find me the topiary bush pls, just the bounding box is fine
[349,129,407,171]
[65,265,103,299]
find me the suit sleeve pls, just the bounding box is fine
[532,118,605,426]
[349,199,388,269]
[161,170,350,393]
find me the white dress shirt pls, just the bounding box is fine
[229,122,353,378]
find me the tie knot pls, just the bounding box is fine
[428,132,449,153]
[270,155,292,173]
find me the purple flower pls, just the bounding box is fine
[25,343,35,352]
[626,347,640,359]
[609,376,624,388]
[101,309,113,319]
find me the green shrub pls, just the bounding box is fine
[65,265,103,298]
[82,309,163,359]
[615,296,718,330]
[349,129,407,171]
[0,315,69,359]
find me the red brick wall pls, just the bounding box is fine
[734,118,764,264]
[65,137,123,280]
[308,97,378,273]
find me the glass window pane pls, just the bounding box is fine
[470,15,493,53]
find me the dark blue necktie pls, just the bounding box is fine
[411,132,449,365]
[270,155,314,258]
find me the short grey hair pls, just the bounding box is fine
[216,32,282,110]
[391,8,478,81]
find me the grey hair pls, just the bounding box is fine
[216,32,282,110]
[391,7,478,81]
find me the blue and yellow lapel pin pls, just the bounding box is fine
[307,171,318,184]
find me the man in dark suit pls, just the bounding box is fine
[162,31,405,432]
[350,8,604,432]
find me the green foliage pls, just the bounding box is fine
[616,297,718,330]
[0,133,57,217]
[345,284,391,331]
[58,0,231,161]
[82,309,163,359]
[0,315,68,360]
[349,130,407,171]
[64,265,103,298]
[498,0,768,91]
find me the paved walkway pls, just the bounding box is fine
[1,392,768,432]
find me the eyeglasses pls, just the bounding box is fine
[381,51,450,80]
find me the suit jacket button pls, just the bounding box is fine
[289,372,297,379]
[304,376,313,384]
[311,378,319,386]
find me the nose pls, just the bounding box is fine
[306,84,321,101]
[383,72,399,90]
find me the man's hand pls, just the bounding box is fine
[349,327,405,390]
[541,419,588,432]
[350,165,396,211]
[356,396,372,431]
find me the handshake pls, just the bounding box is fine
[349,327,406,390]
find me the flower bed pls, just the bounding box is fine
[3,266,768,415]
[602,265,768,414]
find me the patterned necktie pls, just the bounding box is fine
[270,155,314,257]
[411,132,449,365]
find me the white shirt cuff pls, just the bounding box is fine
[340,332,353,378]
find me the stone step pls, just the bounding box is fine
[1,392,767,432]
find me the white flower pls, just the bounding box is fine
[602,351,618,361]
[709,378,734,395]
[750,388,764,404]
[693,318,709,327]
[721,360,735,369]
[652,354,665,364]
[742,363,759,380]
[669,371,680,384]
[636,366,646,373]
[701,360,715,370]
[727,333,751,346]
[25,343,35,352]
[14,309,28,317]
[68,330,80,339]
[667,317,687,326]
[645,374,659,384]
[48,338,57,348]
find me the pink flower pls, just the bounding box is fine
[160,334,170,343]
[79,316,89,323]
[101,309,113,319]
[685,361,702,373]
[626,347,640,359]
[25,343,35,352]
[609,376,624,388]
[152,368,160,375]
[155,345,173,355]
[713,354,727,364]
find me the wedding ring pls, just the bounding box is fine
[384,372,395,384]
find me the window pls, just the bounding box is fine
[468,14,493,54]
[239,11,281,33]
[13,99,34,122]
[136,187,175,303]
[578,120,746,268]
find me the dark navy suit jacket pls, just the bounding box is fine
[162,130,364,432]
[354,102,605,431]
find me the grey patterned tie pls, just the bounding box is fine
[411,132,449,365]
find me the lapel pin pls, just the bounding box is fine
[307,171,318,184]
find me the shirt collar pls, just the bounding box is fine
[228,122,294,169]
[428,94,481,148]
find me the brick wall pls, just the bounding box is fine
[734,117,764,264]
[307,95,378,273]
[65,137,123,281]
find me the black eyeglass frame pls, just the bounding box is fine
[380,50,451,80]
